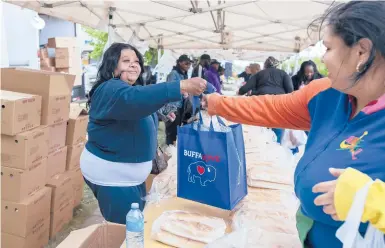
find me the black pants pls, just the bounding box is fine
[165,108,182,145]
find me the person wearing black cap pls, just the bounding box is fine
[163,54,192,146]
[192,54,211,79]
[205,59,222,94]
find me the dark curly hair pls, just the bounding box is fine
[87,43,144,107]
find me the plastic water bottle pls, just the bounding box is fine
[126,203,144,248]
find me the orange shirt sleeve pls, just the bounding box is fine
[207,78,331,130]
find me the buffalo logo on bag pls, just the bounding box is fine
[187,161,216,186]
[177,114,247,210]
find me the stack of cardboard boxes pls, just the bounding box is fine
[66,104,88,208]
[40,37,83,86]
[1,88,51,248]
[1,68,82,247]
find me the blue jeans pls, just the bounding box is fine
[272,128,299,155]
[84,178,146,224]
[272,128,284,143]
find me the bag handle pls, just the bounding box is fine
[198,111,243,186]
[335,180,374,248]
[209,115,227,131]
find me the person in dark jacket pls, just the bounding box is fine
[238,56,293,144]
[292,60,324,91]
[164,55,192,145]
[81,43,206,224]
[238,66,252,82]
[192,54,211,79]
[238,56,293,96]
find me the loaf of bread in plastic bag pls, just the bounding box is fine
[204,227,302,248]
[151,211,227,247]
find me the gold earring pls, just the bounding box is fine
[112,72,115,78]
[356,61,363,73]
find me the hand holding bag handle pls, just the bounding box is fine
[336,180,385,248]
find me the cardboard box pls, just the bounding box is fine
[48,121,67,153]
[50,198,73,239]
[1,90,42,135]
[55,47,80,59]
[1,187,51,237]
[66,143,84,171]
[48,37,77,48]
[40,48,49,59]
[55,57,70,69]
[57,223,125,248]
[47,146,67,182]
[1,68,75,125]
[1,158,47,202]
[40,66,56,72]
[69,167,84,208]
[1,218,50,248]
[46,172,73,213]
[40,57,55,67]
[66,105,88,146]
[1,126,49,170]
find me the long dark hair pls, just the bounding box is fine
[87,43,145,107]
[312,1,385,83]
[296,60,322,82]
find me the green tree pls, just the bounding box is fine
[83,26,163,65]
[312,57,328,76]
[144,48,164,66]
[83,26,108,60]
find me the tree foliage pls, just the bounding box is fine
[144,48,164,66]
[82,26,162,66]
[83,27,108,60]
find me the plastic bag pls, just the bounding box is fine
[144,172,177,204]
[245,142,296,168]
[151,210,227,248]
[282,129,307,149]
[246,164,294,191]
[205,228,302,248]
[232,202,297,235]
[336,181,385,248]
[233,187,299,212]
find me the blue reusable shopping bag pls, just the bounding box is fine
[177,113,247,210]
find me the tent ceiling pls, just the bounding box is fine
[7,0,339,60]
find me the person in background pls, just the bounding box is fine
[292,60,324,91]
[249,63,261,76]
[238,66,251,82]
[238,57,293,97]
[203,1,385,246]
[218,65,225,87]
[82,43,206,224]
[205,59,222,94]
[164,55,192,146]
[238,63,261,96]
[238,57,293,143]
[192,54,211,79]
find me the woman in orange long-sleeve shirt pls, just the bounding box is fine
[203,2,385,247]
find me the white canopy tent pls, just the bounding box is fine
[6,0,339,61]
